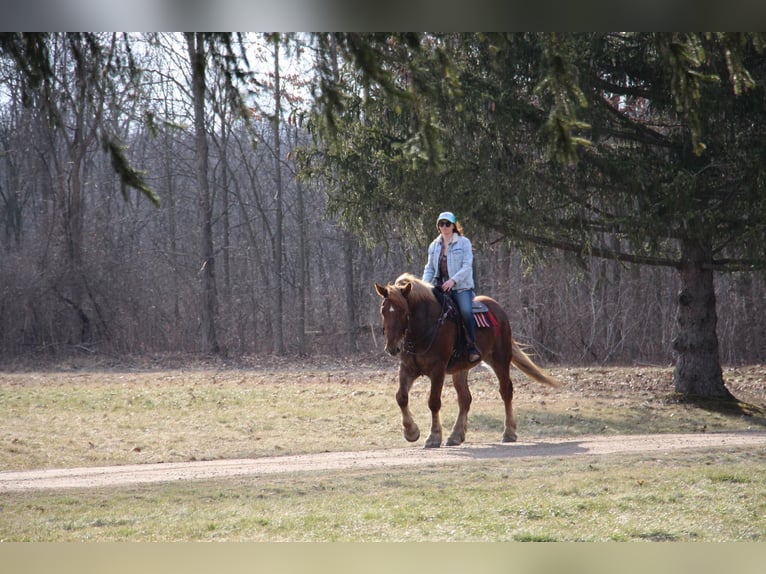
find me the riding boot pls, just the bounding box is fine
[452,289,481,363]
[463,304,481,362]
[468,345,481,363]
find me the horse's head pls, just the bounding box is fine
[374,280,412,356]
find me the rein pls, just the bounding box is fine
[402,293,451,356]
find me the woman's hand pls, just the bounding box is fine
[441,278,456,292]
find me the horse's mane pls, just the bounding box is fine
[393,273,437,305]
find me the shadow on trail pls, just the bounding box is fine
[444,441,589,460]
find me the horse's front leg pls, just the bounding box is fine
[425,370,446,448]
[446,370,471,446]
[396,367,420,442]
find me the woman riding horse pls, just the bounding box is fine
[375,274,561,448]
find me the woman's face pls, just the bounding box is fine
[438,219,454,239]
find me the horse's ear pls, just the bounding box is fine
[374,283,388,298]
[401,282,412,298]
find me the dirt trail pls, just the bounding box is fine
[2,431,765,492]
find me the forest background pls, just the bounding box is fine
[0,33,764,385]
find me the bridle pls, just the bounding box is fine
[385,288,451,356]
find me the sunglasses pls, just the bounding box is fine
[438,220,453,227]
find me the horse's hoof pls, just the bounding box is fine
[502,431,518,443]
[404,428,420,443]
[424,440,441,449]
[446,435,464,446]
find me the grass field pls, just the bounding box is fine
[1,358,765,541]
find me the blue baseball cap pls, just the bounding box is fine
[437,211,456,224]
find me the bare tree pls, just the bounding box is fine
[1,32,765,371]
[270,34,286,355]
[185,32,220,354]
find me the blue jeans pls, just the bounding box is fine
[451,288,477,347]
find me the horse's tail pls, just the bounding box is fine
[511,340,562,388]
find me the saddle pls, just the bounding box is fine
[432,287,495,326]
[432,288,499,365]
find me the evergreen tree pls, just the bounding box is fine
[306,32,766,399]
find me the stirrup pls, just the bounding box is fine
[468,348,481,363]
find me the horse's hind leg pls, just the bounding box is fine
[490,360,517,442]
[446,370,472,446]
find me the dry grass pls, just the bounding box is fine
[1,360,765,472]
[1,358,765,542]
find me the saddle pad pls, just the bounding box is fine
[474,312,492,328]
[471,300,489,313]
[474,310,500,337]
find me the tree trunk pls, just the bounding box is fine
[57,39,99,346]
[343,230,358,353]
[219,109,232,311]
[296,177,308,356]
[186,32,220,355]
[271,36,286,355]
[672,239,733,399]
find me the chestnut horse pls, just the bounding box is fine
[374,273,561,448]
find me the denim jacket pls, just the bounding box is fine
[422,234,475,291]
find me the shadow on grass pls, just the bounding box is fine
[668,393,766,428]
